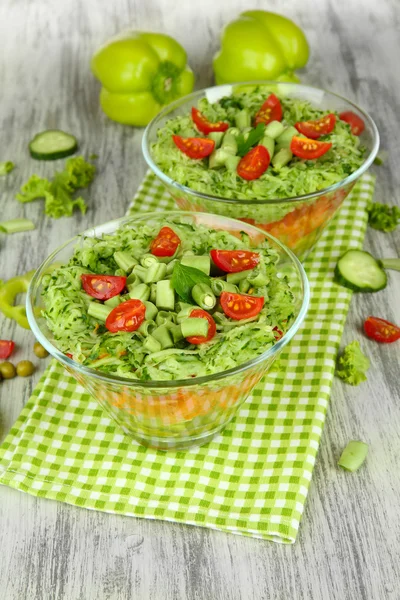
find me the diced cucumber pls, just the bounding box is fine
[275,126,298,149]
[335,250,387,292]
[104,295,121,308]
[264,121,285,139]
[225,155,241,171]
[221,132,238,154]
[260,135,275,158]
[225,127,240,137]
[235,109,251,129]
[29,130,78,160]
[208,131,224,148]
[272,148,293,169]
[88,303,112,322]
[113,251,138,273]
[209,148,236,169]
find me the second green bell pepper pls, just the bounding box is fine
[213,10,309,85]
[91,32,195,127]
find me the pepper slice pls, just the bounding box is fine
[191,107,229,134]
[105,299,146,333]
[0,270,35,329]
[295,113,336,139]
[186,309,216,344]
[210,249,260,273]
[220,291,264,320]
[290,136,332,160]
[150,226,181,257]
[0,340,15,359]
[172,135,215,159]
[254,94,283,126]
[364,316,400,343]
[237,145,270,180]
[339,111,365,136]
[81,274,126,301]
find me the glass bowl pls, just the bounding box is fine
[143,82,379,261]
[27,211,309,450]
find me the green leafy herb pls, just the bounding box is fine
[172,262,211,303]
[236,123,266,157]
[368,202,400,233]
[218,96,243,110]
[336,340,370,386]
[0,161,15,176]
[15,156,95,219]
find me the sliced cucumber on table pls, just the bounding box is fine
[335,249,387,292]
[29,130,78,160]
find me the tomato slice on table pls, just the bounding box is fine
[295,113,336,139]
[290,136,332,160]
[210,249,260,273]
[237,145,270,181]
[364,316,400,343]
[150,226,181,257]
[220,292,264,320]
[105,299,146,333]
[191,107,229,134]
[172,135,215,159]
[186,309,216,344]
[339,111,365,136]
[81,274,126,300]
[254,94,283,126]
[0,340,15,359]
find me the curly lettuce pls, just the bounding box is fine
[336,340,370,386]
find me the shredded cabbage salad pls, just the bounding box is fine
[41,218,296,381]
[151,86,365,204]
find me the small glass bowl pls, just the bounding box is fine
[27,212,309,450]
[143,82,379,261]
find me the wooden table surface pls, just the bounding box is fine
[1,1,399,598]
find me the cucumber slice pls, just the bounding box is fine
[29,130,78,160]
[335,250,387,292]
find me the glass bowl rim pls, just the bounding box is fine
[27,211,310,389]
[142,80,380,206]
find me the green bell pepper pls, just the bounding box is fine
[0,270,35,329]
[213,10,309,85]
[91,32,195,127]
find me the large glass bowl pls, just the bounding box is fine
[27,212,309,450]
[143,82,379,261]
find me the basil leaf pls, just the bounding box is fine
[236,123,266,157]
[172,262,211,303]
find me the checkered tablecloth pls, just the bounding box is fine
[0,173,375,543]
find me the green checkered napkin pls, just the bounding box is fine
[0,173,375,544]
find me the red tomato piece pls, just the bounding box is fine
[186,309,216,344]
[172,135,215,159]
[290,136,332,160]
[237,145,270,181]
[65,352,73,359]
[339,111,365,136]
[0,340,15,359]
[295,113,336,139]
[210,249,260,273]
[254,94,283,126]
[105,299,146,333]
[150,226,181,257]
[191,107,229,134]
[364,316,400,343]
[273,326,283,340]
[81,274,126,301]
[220,292,264,320]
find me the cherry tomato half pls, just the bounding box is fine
[191,107,229,135]
[81,274,127,301]
[220,292,264,320]
[364,316,400,343]
[237,145,270,181]
[254,94,283,126]
[172,135,215,159]
[290,136,332,160]
[0,340,15,359]
[339,111,365,136]
[186,309,216,344]
[295,113,336,139]
[210,249,260,273]
[150,226,181,257]
[105,299,146,333]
